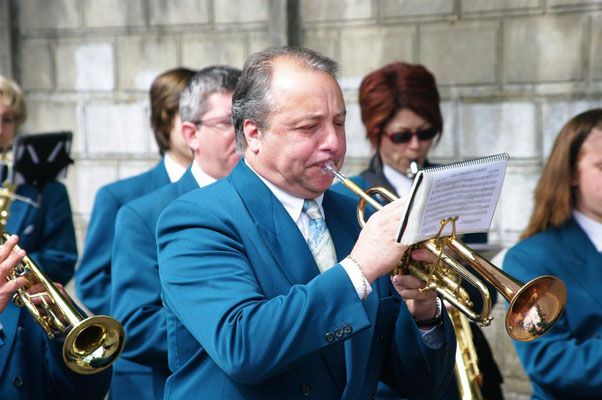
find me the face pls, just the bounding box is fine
[244,61,346,199]
[168,113,193,167]
[0,102,17,151]
[379,108,435,174]
[573,127,602,223]
[190,91,239,179]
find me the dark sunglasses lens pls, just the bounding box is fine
[417,128,438,140]
[388,132,412,143]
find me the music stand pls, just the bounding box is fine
[8,131,74,190]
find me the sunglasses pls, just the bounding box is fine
[384,127,438,144]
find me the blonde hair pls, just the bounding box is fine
[0,76,27,128]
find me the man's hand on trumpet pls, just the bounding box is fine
[348,197,439,322]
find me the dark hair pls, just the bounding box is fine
[358,62,442,149]
[179,65,241,123]
[522,108,602,239]
[232,47,339,152]
[150,68,196,155]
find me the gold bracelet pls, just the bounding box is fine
[346,255,367,301]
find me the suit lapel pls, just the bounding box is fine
[6,185,38,235]
[230,161,318,285]
[176,168,200,195]
[561,219,602,309]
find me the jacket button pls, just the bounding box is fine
[325,332,334,343]
[380,334,385,344]
[301,383,311,396]
[334,328,343,338]
[13,376,22,387]
[343,324,352,334]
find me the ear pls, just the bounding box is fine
[244,119,262,155]
[181,121,200,151]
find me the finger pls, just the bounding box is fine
[391,274,427,290]
[0,234,19,262]
[410,248,437,263]
[0,248,25,281]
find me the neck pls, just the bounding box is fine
[166,149,193,168]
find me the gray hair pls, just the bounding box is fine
[232,47,340,152]
[179,65,241,123]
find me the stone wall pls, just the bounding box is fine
[2,0,602,398]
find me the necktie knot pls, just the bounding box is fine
[302,199,322,220]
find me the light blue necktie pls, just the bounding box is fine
[303,199,337,273]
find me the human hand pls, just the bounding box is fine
[390,247,438,321]
[0,235,27,313]
[349,197,409,284]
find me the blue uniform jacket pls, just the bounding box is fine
[110,169,198,400]
[0,181,111,399]
[75,159,169,316]
[156,161,456,399]
[503,218,602,400]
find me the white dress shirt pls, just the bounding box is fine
[163,152,188,183]
[573,209,602,252]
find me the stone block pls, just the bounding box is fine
[498,163,540,233]
[20,39,53,91]
[541,99,602,159]
[420,21,498,85]
[429,101,456,159]
[148,0,210,26]
[459,102,537,159]
[301,0,373,23]
[117,159,159,180]
[181,33,246,70]
[20,97,82,156]
[378,0,454,19]
[81,0,145,28]
[64,160,119,215]
[83,101,150,156]
[343,103,372,159]
[462,0,541,15]
[301,29,340,65]
[503,15,586,83]
[548,0,602,8]
[55,38,115,91]
[18,0,80,31]
[592,15,602,81]
[214,0,269,24]
[247,30,271,55]
[116,35,178,91]
[339,27,416,78]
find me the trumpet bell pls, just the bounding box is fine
[64,315,125,374]
[506,275,567,342]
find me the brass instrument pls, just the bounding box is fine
[405,159,419,179]
[1,152,125,374]
[323,161,567,342]
[448,307,483,400]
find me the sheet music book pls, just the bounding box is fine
[396,153,509,246]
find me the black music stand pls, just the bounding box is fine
[8,131,74,189]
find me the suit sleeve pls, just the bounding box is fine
[75,187,119,315]
[504,245,602,397]
[28,182,77,286]
[111,204,167,367]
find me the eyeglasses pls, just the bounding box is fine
[193,115,233,131]
[384,127,438,144]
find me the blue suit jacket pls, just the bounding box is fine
[75,159,170,316]
[110,169,199,400]
[0,181,110,398]
[503,218,602,400]
[157,161,456,399]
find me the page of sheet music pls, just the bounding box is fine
[415,158,507,242]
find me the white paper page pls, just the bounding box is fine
[414,158,507,242]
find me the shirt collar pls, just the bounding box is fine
[191,160,217,188]
[244,159,325,222]
[572,208,602,252]
[163,152,187,183]
[382,163,414,197]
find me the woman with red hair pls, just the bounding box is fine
[332,62,503,399]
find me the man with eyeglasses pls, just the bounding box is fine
[109,65,241,400]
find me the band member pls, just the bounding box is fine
[110,65,241,400]
[330,62,503,399]
[503,108,602,400]
[0,76,109,398]
[75,67,196,317]
[156,47,456,399]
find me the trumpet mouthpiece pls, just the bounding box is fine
[320,160,336,175]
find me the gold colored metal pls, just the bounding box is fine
[1,154,125,374]
[324,161,567,342]
[448,307,484,400]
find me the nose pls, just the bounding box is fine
[320,124,343,153]
[407,132,421,150]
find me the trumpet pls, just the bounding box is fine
[323,161,567,342]
[1,153,125,374]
